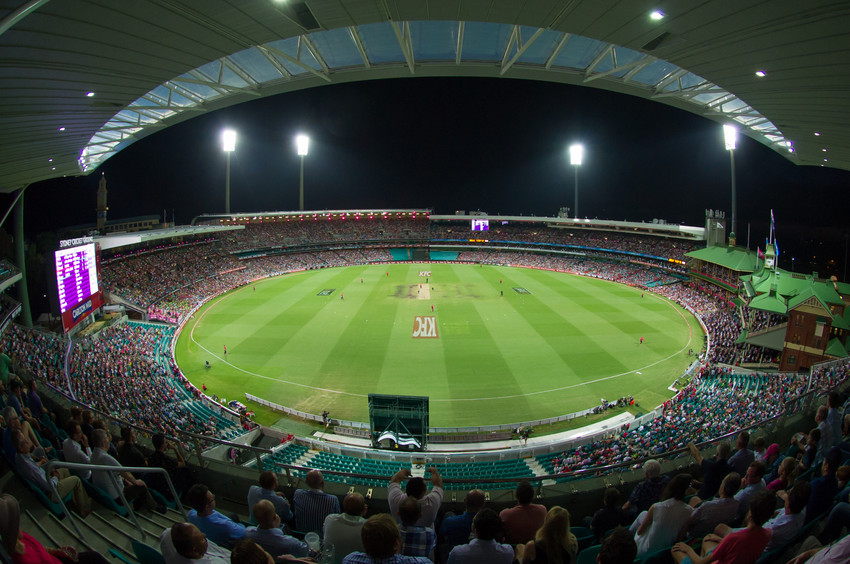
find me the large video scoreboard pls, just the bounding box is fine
[55,242,104,333]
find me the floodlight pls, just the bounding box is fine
[222,129,236,152]
[569,143,584,166]
[296,134,309,156]
[723,124,737,151]
[650,10,664,20]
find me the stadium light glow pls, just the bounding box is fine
[296,134,309,156]
[723,125,738,239]
[569,143,584,219]
[295,134,310,210]
[221,129,237,214]
[723,124,737,151]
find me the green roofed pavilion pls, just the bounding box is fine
[685,246,758,272]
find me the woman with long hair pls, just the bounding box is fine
[519,506,578,564]
[0,494,108,564]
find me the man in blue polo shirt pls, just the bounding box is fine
[185,483,246,547]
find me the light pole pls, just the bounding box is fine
[221,129,236,214]
[296,134,309,211]
[569,143,584,219]
[723,124,738,240]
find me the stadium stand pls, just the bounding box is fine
[2,214,849,564]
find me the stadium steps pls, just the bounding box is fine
[525,458,556,486]
[9,469,182,562]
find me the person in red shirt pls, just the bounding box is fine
[671,490,776,564]
[0,494,108,564]
[499,480,547,545]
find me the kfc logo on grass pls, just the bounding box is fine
[412,316,438,338]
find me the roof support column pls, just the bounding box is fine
[14,188,33,328]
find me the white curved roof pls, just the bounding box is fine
[1,0,848,192]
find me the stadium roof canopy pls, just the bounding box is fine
[1,0,848,193]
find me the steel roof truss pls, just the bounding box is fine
[545,33,570,69]
[585,44,614,77]
[390,21,415,74]
[500,26,546,76]
[621,59,653,83]
[170,75,260,97]
[222,57,260,88]
[586,52,653,83]
[262,43,331,83]
[456,21,464,65]
[300,36,330,74]
[256,45,293,80]
[349,26,371,68]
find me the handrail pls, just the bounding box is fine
[45,460,185,541]
[26,371,273,468]
[264,380,830,491]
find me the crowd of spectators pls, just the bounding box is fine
[545,360,850,475]
[0,322,242,443]
[431,222,700,262]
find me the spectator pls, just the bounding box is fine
[827,392,843,448]
[0,493,107,564]
[293,470,340,536]
[727,431,754,476]
[816,406,834,466]
[244,499,308,559]
[90,429,161,513]
[733,461,767,523]
[500,480,547,545]
[341,513,431,564]
[766,457,798,492]
[440,488,485,548]
[147,433,193,501]
[12,429,91,518]
[805,447,841,523]
[160,522,231,563]
[689,441,732,500]
[248,470,293,524]
[387,467,443,528]
[622,459,667,520]
[2,406,47,463]
[682,473,741,540]
[597,527,637,564]
[786,534,850,564]
[230,538,276,564]
[62,421,92,480]
[760,481,810,552]
[116,427,146,468]
[25,379,48,418]
[590,488,627,541]
[447,508,514,564]
[671,490,775,564]
[185,483,246,547]
[518,506,578,564]
[752,437,766,462]
[397,498,434,559]
[324,493,368,564]
[632,474,693,556]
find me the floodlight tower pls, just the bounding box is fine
[296,134,310,211]
[569,143,584,219]
[723,124,738,240]
[221,129,236,214]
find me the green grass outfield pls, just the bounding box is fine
[174,263,703,427]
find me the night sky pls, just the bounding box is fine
[6,77,850,279]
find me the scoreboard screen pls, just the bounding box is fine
[55,243,104,332]
[471,218,489,231]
